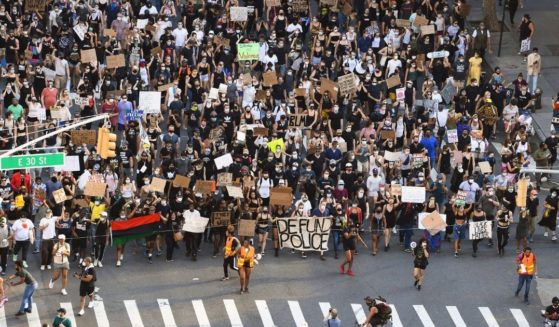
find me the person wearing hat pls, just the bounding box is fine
[49,233,71,295]
[53,307,72,327]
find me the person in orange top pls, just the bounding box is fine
[515,247,538,304]
[237,239,255,294]
[222,225,240,281]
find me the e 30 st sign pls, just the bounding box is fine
[0,153,65,170]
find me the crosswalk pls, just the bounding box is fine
[0,298,534,326]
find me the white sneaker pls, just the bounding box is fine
[88,301,95,309]
[61,289,67,296]
[553,236,558,241]
[48,279,54,289]
[78,309,85,316]
[40,265,45,271]
[544,232,549,237]
[47,265,51,270]
[119,254,124,260]
[97,261,103,268]
[79,258,84,265]
[116,260,121,267]
[94,259,98,267]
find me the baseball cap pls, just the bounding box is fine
[58,234,66,240]
[57,308,67,314]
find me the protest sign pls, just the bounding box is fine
[401,186,426,203]
[80,49,97,63]
[237,43,259,61]
[126,109,143,122]
[136,19,149,29]
[266,0,281,6]
[138,91,161,114]
[270,187,293,206]
[182,216,209,233]
[420,24,435,35]
[319,78,338,98]
[413,15,429,27]
[208,88,219,100]
[83,182,106,197]
[441,82,456,104]
[149,177,167,193]
[338,73,357,96]
[236,130,246,142]
[55,155,80,172]
[291,0,308,12]
[295,88,306,97]
[516,178,530,207]
[427,50,450,59]
[253,127,269,136]
[455,190,467,206]
[226,186,244,198]
[157,83,173,92]
[447,129,458,143]
[242,73,253,85]
[53,189,67,204]
[150,46,162,57]
[74,97,90,106]
[385,75,402,89]
[104,29,117,37]
[262,71,278,86]
[173,175,190,188]
[218,83,228,94]
[384,151,402,162]
[73,24,87,41]
[211,211,231,227]
[469,221,492,240]
[230,6,248,21]
[321,0,337,6]
[396,87,406,101]
[276,217,332,251]
[396,19,411,28]
[238,219,257,237]
[71,130,97,145]
[195,180,215,194]
[267,138,285,152]
[413,153,424,168]
[214,153,233,170]
[106,54,125,69]
[255,90,267,101]
[74,198,89,208]
[209,127,225,141]
[25,0,46,12]
[217,173,233,186]
[380,130,396,140]
[288,114,306,128]
[418,212,447,233]
[478,161,492,174]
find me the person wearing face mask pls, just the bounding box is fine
[458,176,480,205]
[340,218,367,277]
[0,217,10,276]
[479,187,500,246]
[539,189,559,241]
[257,172,273,207]
[93,212,110,268]
[470,204,489,257]
[89,197,107,252]
[8,260,38,316]
[38,207,59,272]
[183,202,202,261]
[256,207,271,255]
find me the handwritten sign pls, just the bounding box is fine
[276,217,332,251]
[338,73,357,96]
[386,75,402,89]
[73,24,87,41]
[319,78,338,98]
[25,0,46,12]
[447,129,458,143]
[384,151,402,162]
[217,173,233,186]
[478,161,492,174]
[396,87,406,101]
[53,189,67,204]
[413,15,429,27]
[80,49,97,63]
[455,190,467,206]
[516,178,529,207]
[182,216,209,233]
[71,130,97,145]
[418,212,447,235]
[469,221,492,240]
[262,71,278,86]
[226,185,244,198]
[211,211,231,227]
[270,187,293,207]
[237,43,259,61]
[149,177,167,193]
[83,182,106,197]
[214,153,233,170]
[106,54,125,69]
[195,180,215,194]
[238,219,256,236]
[288,114,306,128]
[173,175,190,188]
[401,186,426,203]
[230,6,248,21]
[138,91,161,114]
[420,24,435,35]
[396,19,411,28]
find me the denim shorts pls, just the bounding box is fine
[453,224,467,240]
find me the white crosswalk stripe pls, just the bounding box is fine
[479,307,500,327]
[319,302,331,318]
[60,302,77,327]
[413,305,435,327]
[93,301,110,327]
[192,299,211,327]
[351,303,367,325]
[0,306,7,327]
[288,300,307,327]
[510,308,530,327]
[157,299,178,327]
[446,306,467,327]
[26,303,41,327]
[224,299,243,327]
[389,304,404,327]
[124,300,144,327]
[255,300,275,327]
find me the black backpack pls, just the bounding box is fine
[376,302,392,324]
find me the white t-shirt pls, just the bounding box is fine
[40,216,57,240]
[11,219,34,241]
[172,28,189,47]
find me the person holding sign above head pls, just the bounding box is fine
[451,201,472,258]
[339,219,367,277]
[237,239,255,294]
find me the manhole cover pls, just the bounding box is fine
[546,44,559,56]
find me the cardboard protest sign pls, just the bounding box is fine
[447,129,458,143]
[107,90,126,98]
[384,151,402,162]
[342,1,352,15]
[288,114,306,128]
[338,73,357,96]
[255,90,267,101]
[455,190,467,206]
[105,54,125,69]
[396,19,411,28]
[516,178,530,207]
[262,71,278,86]
[104,29,117,37]
[73,24,87,41]
[418,212,447,235]
[291,0,308,12]
[74,97,90,106]
[242,73,253,85]
[321,0,337,6]
[270,187,293,206]
[478,161,492,174]
[25,0,46,12]
[71,130,97,145]
[319,78,338,98]
[173,175,190,188]
[53,189,67,204]
[217,173,233,186]
[214,153,233,170]
[149,177,167,193]
[80,49,97,63]
[74,198,89,208]
[83,182,106,197]
[469,221,492,240]
[380,130,396,140]
[401,186,426,203]
[211,211,231,227]
[266,0,281,6]
[138,91,161,114]
[182,216,209,233]
[253,127,269,136]
[276,217,332,251]
[208,88,219,100]
[218,83,228,94]
[230,6,248,21]
[226,186,244,198]
[420,24,435,35]
[238,219,257,236]
[295,88,306,97]
[150,46,162,57]
[195,180,215,194]
[385,75,402,89]
[413,15,429,27]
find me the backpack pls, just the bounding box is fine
[376,303,392,324]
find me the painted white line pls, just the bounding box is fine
[288,300,307,327]
[124,300,144,327]
[510,309,529,327]
[351,303,367,325]
[389,304,403,327]
[60,302,77,327]
[224,299,243,327]
[319,302,331,318]
[255,300,275,327]
[479,307,499,327]
[93,301,110,327]
[192,300,211,327]
[446,306,467,327]
[27,303,41,327]
[413,305,435,327]
[0,305,6,327]
[158,299,178,327]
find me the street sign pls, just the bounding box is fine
[0,153,65,170]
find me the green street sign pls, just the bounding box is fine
[0,153,65,170]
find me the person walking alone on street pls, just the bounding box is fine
[526,48,541,93]
[237,239,255,294]
[74,257,96,316]
[412,238,429,291]
[515,247,537,304]
[323,308,341,327]
[222,225,240,281]
[49,234,71,295]
[52,307,72,327]
[8,260,38,316]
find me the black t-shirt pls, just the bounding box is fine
[546,305,559,319]
[80,266,96,287]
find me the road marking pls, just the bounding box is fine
[510,309,529,327]
[389,304,403,327]
[288,300,307,327]
[60,302,77,327]
[255,300,275,327]
[124,300,144,327]
[413,305,435,327]
[157,299,178,327]
[446,306,467,327]
[351,303,367,324]
[0,306,6,327]
[224,299,243,327]
[93,301,110,327]
[26,303,41,327]
[479,307,499,327]
[192,300,211,327]
[319,302,331,318]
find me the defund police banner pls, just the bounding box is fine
[276,217,332,251]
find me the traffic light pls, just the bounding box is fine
[96,128,117,159]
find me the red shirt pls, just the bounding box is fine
[41,87,58,109]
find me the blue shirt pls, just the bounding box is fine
[118,101,133,125]
[420,136,438,159]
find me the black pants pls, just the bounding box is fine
[14,240,30,261]
[497,227,509,251]
[165,234,175,260]
[41,239,54,266]
[185,232,200,257]
[94,239,107,261]
[223,256,238,278]
[472,239,483,253]
[0,247,7,273]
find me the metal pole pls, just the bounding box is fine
[0,114,109,159]
[497,0,507,57]
[520,168,559,174]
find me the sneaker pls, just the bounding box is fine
[221,277,229,281]
[22,261,28,268]
[49,279,54,289]
[25,308,32,313]
[88,301,95,309]
[15,311,25,316]
[40,265,45,271]
[339,264,345,274]
[454,252,458,258]
[544,232,549,237]
[97,261,103,268]
[12,255,17,262]
[47,265,51,270]
[61,289,68,296]
[78,309,85,316]
[119,254,124,261]
[116,260,121,267]
[166,259,174,262]
[553,236,558,241]
[94,259,98,267]
[347,270,355,277]
[32,250,39,254]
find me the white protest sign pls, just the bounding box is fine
[136,19,148,29]
[384,151,402,162]
[230,7,248,21]
[276,217,332,251]
[214,153,233,170]
[226,186,244,198]
[73,24,87,41]
[182,216,209,233]
[54,155,81,172]
[447,129,458,143]
[236,130,246,142]
[401,186,426,203]
[469,221,492,240]
[427,50,450,59]
[138,91,161,114]
[396,87,406,101]
[37,108,46,121]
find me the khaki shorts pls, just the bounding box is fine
[54,262,70,270]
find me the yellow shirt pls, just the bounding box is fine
[90,203,106,223]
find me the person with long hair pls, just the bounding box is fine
[237,239,255,294]
[412,238,429,291]
[340,220,367,277]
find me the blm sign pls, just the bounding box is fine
[276,217,332,251]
